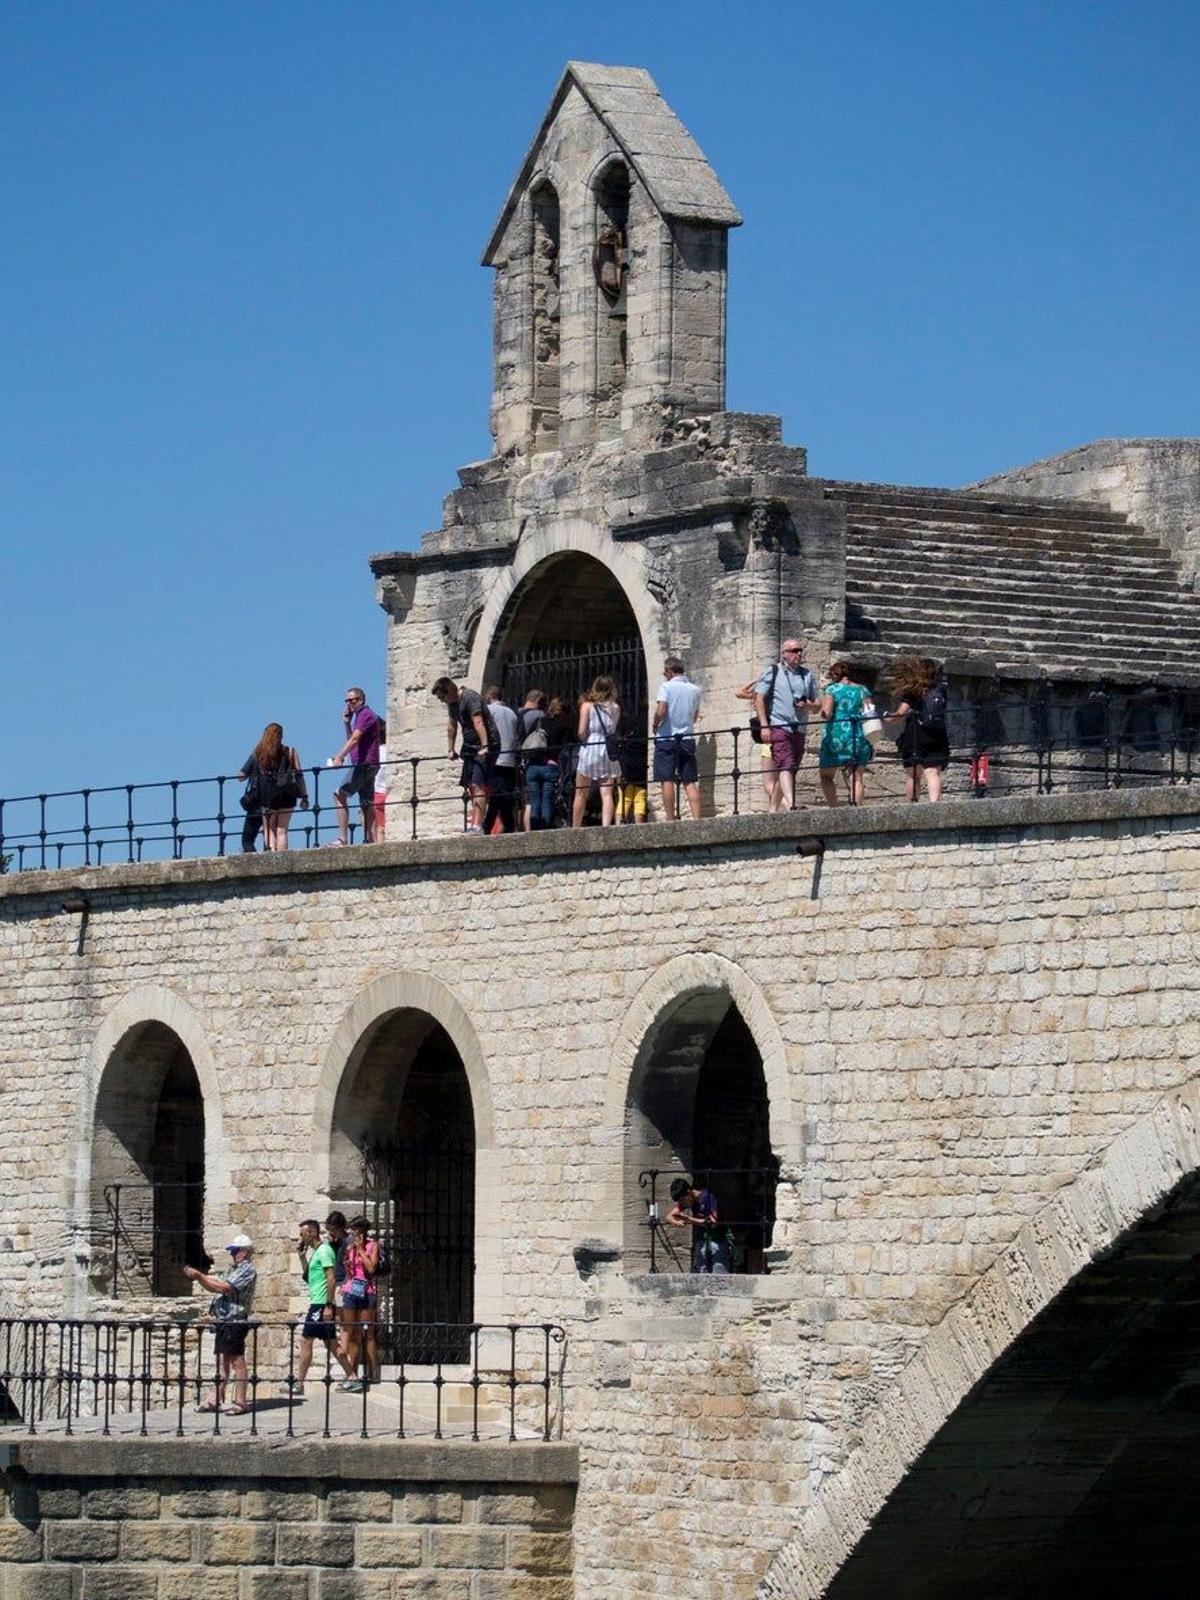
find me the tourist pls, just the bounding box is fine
[665,1178,731,1275]
[885,657,950,802]
[483,686,520,834]
[237,724,308,853]
[184,1233,257,1414]
[735,680,780,812]
[517,690,553,831]
[818,661,875,807]
[616,724,649,825]
[341,1215,381,1385]
[291,1218,351,1395]
[540,694,576,828]
[753,640,819,812]
[653,657,702,821]
[373,720,390,841]
[329,687,381,845]
[431,677,499,835]
[572,676,621,827]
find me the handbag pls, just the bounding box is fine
[271,750,307,807]
[749,664,780,744]
[343,1276,369,1307]
[861,698,884,747]
[597,705,621,761]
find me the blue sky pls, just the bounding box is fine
[2,0,1197,801]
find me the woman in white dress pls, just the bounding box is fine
[572,676,621,827]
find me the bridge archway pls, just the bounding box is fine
[757,1078,1200,1599]
[824,1167,1200,1598]
[90,1022,206,1298]
[313,972,501,1331]
[468,522,665,743]
[79,989,227,1311]
[608,953,800,1275]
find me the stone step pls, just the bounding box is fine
[837,623,1199,672]
[844,560,1196,601]
[847,524,1177,569]
[825,481,1130,527]
[846,585,1200,638]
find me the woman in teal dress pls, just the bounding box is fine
[818,661,874,806]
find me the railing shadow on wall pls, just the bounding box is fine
[2,685,1198,872]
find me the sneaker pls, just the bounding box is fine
[322,838,348,848]
[284,1378,304,1395]
[341,1379,365,1394]
[464,824,483,835]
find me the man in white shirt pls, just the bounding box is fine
[653,657,703,821]
[483,686,520,833]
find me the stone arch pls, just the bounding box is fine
[467,522,666,731]
[757,1074,1200,1599]
[76,988,229,1311]
[311,970,502,1323]
[604,952,801,1272]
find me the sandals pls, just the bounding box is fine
[222,1402,251,1416]
[196,1399,220,1413]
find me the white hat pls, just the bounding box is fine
[227,1233,253,1252]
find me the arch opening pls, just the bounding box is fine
[489,551,649,747]
[530,179,560,450]
[826,1169,1200,1599]
[91,1022,206,1298]
[624,992,778,1275]
[593,160,630,411]
[330,1008,476,1360]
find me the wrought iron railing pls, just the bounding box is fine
[2,685,1197,872]
[98,1181,207,1300]
[637,1166,779,1275]
[0,1317,567,1442]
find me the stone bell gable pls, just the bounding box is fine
[482,61,743,456]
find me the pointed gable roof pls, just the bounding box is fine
[482,62,742,265]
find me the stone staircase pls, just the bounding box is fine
[823,482,1200,684]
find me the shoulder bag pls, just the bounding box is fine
[749,664,780,744]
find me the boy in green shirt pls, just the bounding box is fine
[291,1218,356,1393]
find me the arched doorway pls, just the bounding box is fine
[91,1022,206,1298]
[330,1008,476,1360]
[624,992,777,1274]
[486,551,649,743]
[824,1167,1200,1598]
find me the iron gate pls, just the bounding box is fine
[501,636,647,723]
[359,1141,474,1363]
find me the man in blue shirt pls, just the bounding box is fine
[753,639,819,812]
[653,657,703,820]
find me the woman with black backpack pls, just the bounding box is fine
[237,723,309,851]
[885,658,949,802]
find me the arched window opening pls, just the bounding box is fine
[624,994,777,1275]
[593,161,630,406]
[90,1023,206,1299]
[530,180,560,449]
[487,551,648,754]
[330,1010,476,1361]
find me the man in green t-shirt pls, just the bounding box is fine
[291,1218,355,1393]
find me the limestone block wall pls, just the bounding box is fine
[1,1439,577,1598]
[2,791,1199,1597]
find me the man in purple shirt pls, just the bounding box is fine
[329,686,381,845]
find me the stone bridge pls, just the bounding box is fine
[1,787,1199,1597]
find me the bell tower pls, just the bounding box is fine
[482,62,743,456]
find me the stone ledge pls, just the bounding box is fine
[6,1438,579,1484]
[1,784,1196,903]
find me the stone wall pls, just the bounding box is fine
[2,791,1200,1597]
[0,1438,577,1598]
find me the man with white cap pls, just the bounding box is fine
[184,1232,257,1415]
